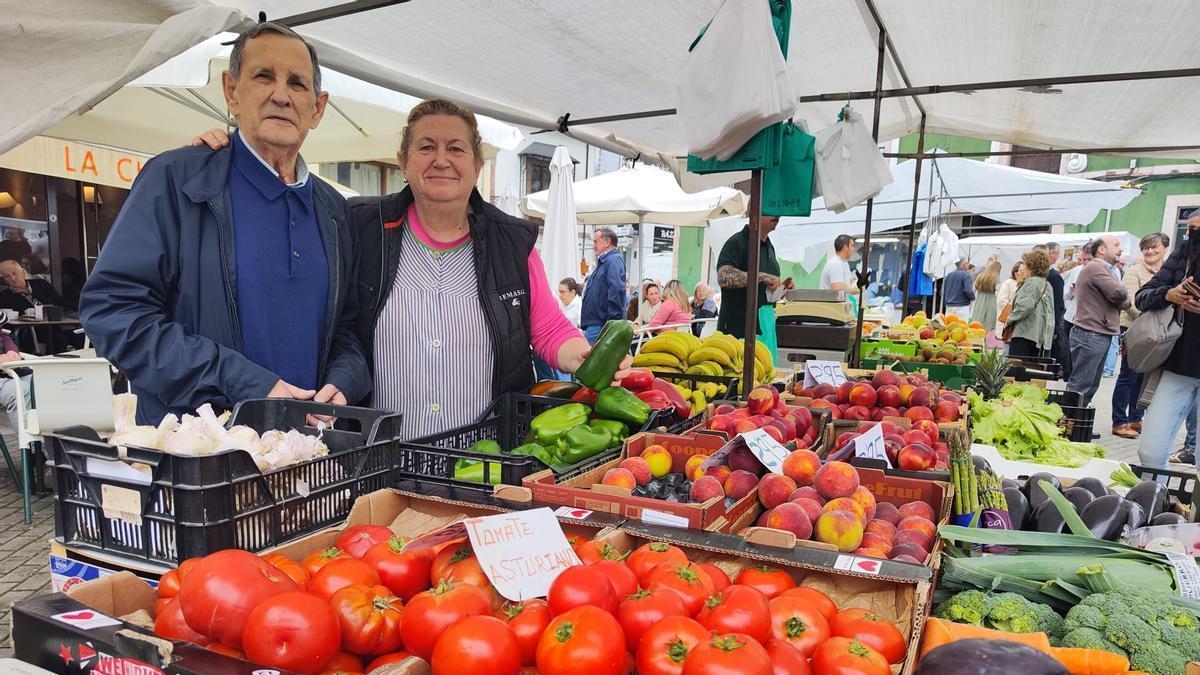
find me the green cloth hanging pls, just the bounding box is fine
[762,122,816,217]
[756,304,779,364]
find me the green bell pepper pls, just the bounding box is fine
[595,386,651,427]
[529,403,590,446]
[454,461,502,484]
[574,320,634,390]
[455,438,502,472]
[586,418,629,447]
[511,442,556,469]
[557,424,613,464]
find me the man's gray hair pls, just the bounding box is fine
[1046,242,1060,253]
[229,22,322,92]
[597,228,618,248]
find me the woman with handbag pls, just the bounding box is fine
[1135,214,1200,468]
[994,261,1026,347]
[1004,250,1055,358]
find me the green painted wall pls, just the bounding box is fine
[1071,176,1200,237]
[780,256,827,289]
[897,134,992,161]
[676,227,704,291]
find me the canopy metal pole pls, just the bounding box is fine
[887,144,1200,159]
[741,169,763,400]
[850,22,887,369]
[899,114,927,315]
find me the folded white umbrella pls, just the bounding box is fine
[539,146,581,292]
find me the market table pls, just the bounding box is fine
[6,318,82,356]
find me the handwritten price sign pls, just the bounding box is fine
[853,423,892,468]
[465,508,581,601]
[803,360,847,387]
[740,428,790,475]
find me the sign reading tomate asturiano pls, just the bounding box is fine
[0,136,151,190]
[465,508,581,601]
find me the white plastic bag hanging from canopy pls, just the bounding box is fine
[813,108,894,213]
[679,0,796,162]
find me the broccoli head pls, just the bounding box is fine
[1104,613,1160,654]
[1158,618,1200,662]
[1128,642,1188,675]
[934,590,991,626]
[987,592,1044,633]
[1058,627,1128,658]
[935,590,1064,635]
[1061,603,1107,634]
[1035,602,1065,637]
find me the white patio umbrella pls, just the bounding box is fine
[539,146,580,293]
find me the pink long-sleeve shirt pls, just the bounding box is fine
[647,298,694,333]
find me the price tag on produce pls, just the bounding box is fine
[739,428,790,475]
[853,423,891,468]
[803,360,847,387]
[465,508,581,601]
[1165,552,1200,600]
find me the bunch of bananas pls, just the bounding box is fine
[631,331,776,391]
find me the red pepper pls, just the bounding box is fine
[620,369,655,392]
[650,378,690,412]
[570,387,598,404]
[635,390,672,410]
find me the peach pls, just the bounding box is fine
[601,468,636,490]
[789,407,813,430]
[853,547,889,558]
[642,445,673,478]
[812,383,837,399]
[723,469,759,500]
[890,553,923,565]
[934,400,961,423]
[747,385,780,415]
[685,454,709,481]
[763,425,786,444]
[874,501,902,525]
[814,461,860,500]
[836,381,855,404]
[707,414,735,435]
[764,502,813,539]
[759,473,798,509]
[789,486,825,505]
[848,383,878,408]
[902,429,932,447]
[898,501,935,522]
[872,369,900,388]
[880,421,903,437]
[813,510,864,552]
[732,419,758,434]
[730,408,752,420]
[904,405,934,423]
[619,457,653,485]
[895,528,934,552]
[824,497,866,523]
[789,497,824,524]
[864,519,897,541]
[714,403,736,415]
[898,384,917,406]
[875,384,902,408]
[897,443,935,471]
[889,542,929,563]
[913,419,940,444]
[850,485,877,521]
[844,405,872,422]
[782,449,821,486]
[905,386,932,409]
[898,515,937,541]
[727,446,766,477]
[834,432,860,452]
[705,464,732,484]
[859,532,892,554]
[775,416,797,442]
[756,510,771,527]
[690,475,725,503]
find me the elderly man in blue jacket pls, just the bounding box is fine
[80,23,370,424]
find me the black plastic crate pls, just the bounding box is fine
[1130,464,1197,503]
[651,371,740,434]
[1045,389,1095,443]
[395,393,665,493]
[46,399,402,566]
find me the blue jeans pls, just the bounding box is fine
[1111,328,1144,426]
[583,324,603,344]
[1068,327,1113,408]
[1103,335,1119,376]
[1137,369,1200,468]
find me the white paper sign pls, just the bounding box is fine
[803,360,847,387]
[1165,552,1200,600]
[740,429,790,475]
[853,423,891,468]
[464,508,581,601]
[835,554,884,575]
[641,509,690,528]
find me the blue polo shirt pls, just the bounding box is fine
[227,131,328,390]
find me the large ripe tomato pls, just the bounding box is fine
[496,599,553,666]
[697,564,731,593]
[178,549,299,649]
[263,553,312,590]
[696,584,771,644]
[733,566,796,600]
[627,542,688,583]
[302,547,353,577]
[588,560,638,599]
[309,558,382,601]
[767,595,830,658]
[362,536,434,602]
[365,651,410,672]
[336,525,396,559]
[329,584,405,656]
[432,542,475,583]
[680,633,771,675]
[432,547,500,608]
[574,540,624,564]
[809,637,889,675]
[546,564,619,615]
[206,643,245,659]
[400,580,492,661]
[153,597,210,646]
[828,609,905,664]
[764,639,811,675]
[635,615,709,675]
[320,651,363,674]
[242,591,342,675]
[617,586,687,653]
[157,558,199,599]
[645,561,715,616]
[777,587,837,625]
[535,605,625,675]
[430,615,522,675]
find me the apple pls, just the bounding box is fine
[898,443,936,471]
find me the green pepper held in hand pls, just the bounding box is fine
[586,418,629,447]
[511,442,555,469]
[529,403,590,446]
[574,320,634,391]
[595,386,651,427]
[557,424,613,464]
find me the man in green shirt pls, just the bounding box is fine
[716,216,791,338]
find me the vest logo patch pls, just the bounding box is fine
[499,289,527,301]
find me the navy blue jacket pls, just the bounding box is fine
[580,249,628,329]
[79,144,370,424]
[943,268,976,307]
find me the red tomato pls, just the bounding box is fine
[627,542,689,582]
[777,587,837,625]
[309,558,382,601]
[336,525,396,559]
[574,540,625,564]
[697,564,731,592]
[696,585,772,644]
[153,597,210,646]
[829,609,905,664]
[733,566,796,600]
[157,569,181,599]
[547,564,619,615]
[589,560,638,599]
[809,637,889,675]
[320,651,363,674]
[496,599,553,666]
[206,642,245,659]
[263,553,312,590]
[365,651,411,672]
[242,591,342,675]
[432,542,475,583]
[535,605,625,675]
[329,584,405,656]
[178,549,300,649]
[430,615,522,675]
[681,633,771,675]
[621,369,655,392]
[764,639,811,675]
[302,547,353,577]
[401,580,492,661]
[635,616,710,675]
[767,595,831,658]
[431,546,500,608]
[154,597,172,618]
[617,586,688,653]
[645,561,715,616]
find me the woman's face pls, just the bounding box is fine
[398,114,483,206]
[1142,241,1165,266]
[1016,263,1028,282]
[557,284,574,306]
[645,286,661,304]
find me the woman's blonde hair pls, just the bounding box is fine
[974,260,1001,293]
[662,280,689,311]
[693,283,712,302]
[399,98,484,163]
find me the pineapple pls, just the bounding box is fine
[973,347,1010,400]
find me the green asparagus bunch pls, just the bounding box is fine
[948,428,978,516]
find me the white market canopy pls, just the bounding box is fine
[958,231,1140,279]
[520,164,747,227]
[5,1,1200,161]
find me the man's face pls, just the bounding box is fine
[760,216,779,237]
[593,232,611,256]
[222,33,328,156]
[645,286,661,304]
[0,263,25,288]
[398,114,483,205]
[1097,236,1121,264]
[1048,248,1060,264]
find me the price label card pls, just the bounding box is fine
[1165,552,1200,600]
[853,423,891,468]
[465,508,581,601]
[740,428,790,475]
[803,360,847,387]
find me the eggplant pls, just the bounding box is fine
[1004,486,1031,530]
[916,638,1067,675]
[1080,494,1127,540]
[1031,499,1067,534]
[1151,511,1187,526]
[1072,477,1109,500]
[1125,480,1169,519]
[1118,499,1147,534]
[1002,478,1021,491]
[971,455,993,475]
[1061,486,1096,514]
[1025,472,1061,510]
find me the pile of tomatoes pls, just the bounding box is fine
[150,525,906,675]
